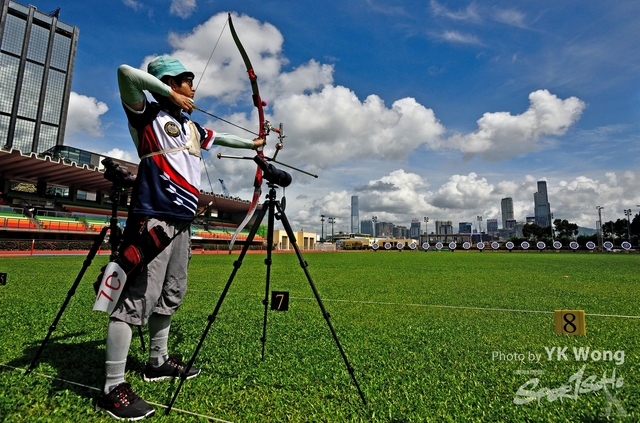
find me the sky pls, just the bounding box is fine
[31,0,640,235]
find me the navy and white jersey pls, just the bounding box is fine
[124,102,214,220]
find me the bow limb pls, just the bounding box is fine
[228,13,266,252]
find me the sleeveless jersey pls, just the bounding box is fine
[124,102,214,220]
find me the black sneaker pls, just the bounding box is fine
[143,356,201,382]
[96,382,155,421]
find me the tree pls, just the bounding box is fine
[553,219,578,240]
[522,223,551,240]
[602,219,628,240]
[630,213,640,242]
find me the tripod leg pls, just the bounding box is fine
[260,196,276,360]
[166,203,268,415]
[26,226,110,374]
[275,201,367,405]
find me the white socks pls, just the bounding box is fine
[104,319,132,394]
[148,313,171,367]
[103,314,172,394]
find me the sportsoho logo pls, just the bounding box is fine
[491,347,627,417]
[507,347,627,417]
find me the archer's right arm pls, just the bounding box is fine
[117,65,193,112]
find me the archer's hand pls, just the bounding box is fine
[169,91,195,113]
[252,138,266,150]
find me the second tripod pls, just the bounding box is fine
[167,182,366,414]
[27,183,145,374]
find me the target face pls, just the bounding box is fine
[463,242,471,250]
[491,242,500,250]
[553,241,562,249]
[570,241,579,250]
[435,242,443,250]
[521,241,530,250]
[505,241,515,250]
[586,241,596,250]
[477,242,485,250]
[537,241,546,250]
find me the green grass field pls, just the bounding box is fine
[0,251,638,422]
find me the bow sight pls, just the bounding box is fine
[215,122,318,183]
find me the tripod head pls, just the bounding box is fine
[101,158,134,260]
[253,155,292,187]
[102,158,136,190]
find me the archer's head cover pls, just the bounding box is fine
[147,55,194,80]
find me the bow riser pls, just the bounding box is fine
[228,13,267,251]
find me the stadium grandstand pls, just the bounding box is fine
[0,145,265,247]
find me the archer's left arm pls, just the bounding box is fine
[213,133,265,150]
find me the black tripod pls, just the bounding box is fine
[26,181,145,374]
[167,182,366,414]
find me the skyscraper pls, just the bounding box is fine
[534,181,551,227]
[435,220,453,235]
[486,218,498,234]
[0,1,78,153]
[360,219,373,236]
[501,197,514,229]
[458,222,472,233]
[410,219,421,238]
[350,195,359,234]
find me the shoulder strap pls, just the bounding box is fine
[139,120,202,160]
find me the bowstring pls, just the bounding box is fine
[194,18,228,92]
[195,17,232,250]
[192,17,257,136]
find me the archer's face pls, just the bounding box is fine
[169,75,195,98]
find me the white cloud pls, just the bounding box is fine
[274,89,445,170]
[439,30,483,45]
[493,8,526,27]
[430,0,481,22]
[122,0,142,10]
[170,0,197,19]
[446,89,586,161]
[65,92,109,137]
[431,173,494,209]
[103,148,138,164]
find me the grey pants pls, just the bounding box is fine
[110,217,191,326]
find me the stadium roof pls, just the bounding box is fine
[0,147,254,213]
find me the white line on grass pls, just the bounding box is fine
[302,297,640,319]
[188,290,640,319]
[0,363,235,422]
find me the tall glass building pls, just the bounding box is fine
[500,197,514,229]
[350,195,359,234]
[0,1,78,153]
[534,181,551,227]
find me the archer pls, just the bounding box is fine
[95,55,264,420]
